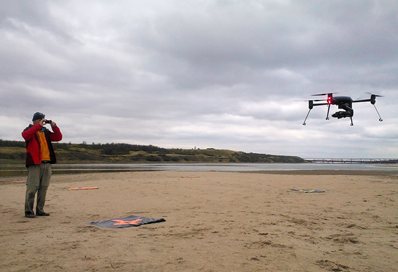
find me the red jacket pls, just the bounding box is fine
[22,124,63,167]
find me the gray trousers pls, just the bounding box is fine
[25,163,52,214]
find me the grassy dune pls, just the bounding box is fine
[0,140,304,164]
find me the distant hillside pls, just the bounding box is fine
[0,139,305,164]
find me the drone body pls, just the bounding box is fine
[303,93,383,126]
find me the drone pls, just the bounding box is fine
[303,92,383,126]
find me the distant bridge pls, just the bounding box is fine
[305,158,398,164]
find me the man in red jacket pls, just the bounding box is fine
[22,112,63,218]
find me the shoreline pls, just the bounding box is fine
[243,169,398,176]
[1,168,397,183]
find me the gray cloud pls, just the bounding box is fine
[0,0,397,158]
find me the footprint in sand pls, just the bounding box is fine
[16,220,30,224]
[76,226,99,233]
[316,259,350,272]
[325,233,359,244]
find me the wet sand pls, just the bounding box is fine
[0,171,397,271]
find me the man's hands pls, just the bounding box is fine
[40,119,57,127]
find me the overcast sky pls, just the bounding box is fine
[1,0,397,158]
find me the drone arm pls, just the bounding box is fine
[352,99,371,103]
[312,102,329,106]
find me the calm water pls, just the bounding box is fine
[57,163,398,172]
[1,163,397,177]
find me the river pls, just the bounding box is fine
[1,163,398,177]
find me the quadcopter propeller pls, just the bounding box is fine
[311,92,335,96]
[302,98,327,102]
[366,92,383,97]
[298,98,326,102]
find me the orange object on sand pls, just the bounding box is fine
[68,186,99,191]
[111,218,143,226]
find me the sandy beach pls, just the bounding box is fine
[0,171,397,272]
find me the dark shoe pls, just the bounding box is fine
[36,211,50,216]
[25,213,36,218]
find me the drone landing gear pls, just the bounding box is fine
[373,104,383,122]
[302,103,333,125]
[302,108,311,126]
[326,104,331,120]
[303,100,314,126]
